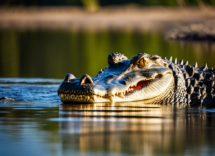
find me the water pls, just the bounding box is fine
[0,30,215,79]
[0,30,215,155]
[0,78,215,156]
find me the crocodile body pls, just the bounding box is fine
[58,53,215,107]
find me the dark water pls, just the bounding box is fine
[0,30,215,155]
[0,30,215,79]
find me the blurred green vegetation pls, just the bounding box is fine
[0,29,215,79]
[0,0,215,6]
[81,0,100,12]
[0,30,20,77]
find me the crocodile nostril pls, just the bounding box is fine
[79,74,94,85]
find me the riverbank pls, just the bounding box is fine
[0,6,215,31]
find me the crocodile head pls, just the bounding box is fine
[58,53,175,103]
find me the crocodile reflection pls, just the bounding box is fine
[58,102,214,155]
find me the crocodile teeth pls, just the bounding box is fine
[91,95,96,101]
[117,92,124,98]
[86,96,90,100]
[109,96,114,102]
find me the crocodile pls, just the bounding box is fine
[58,53,215,106]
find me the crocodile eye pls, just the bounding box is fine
[139,58,147,66]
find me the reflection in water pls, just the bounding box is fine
[0,101,215,155]
[0,30,19,77]
[0,30,215,78]
[58,102,215,155]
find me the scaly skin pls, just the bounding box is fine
[58,53,215,107]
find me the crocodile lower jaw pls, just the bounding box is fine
[59,94,130,103]
[59,93,154,103]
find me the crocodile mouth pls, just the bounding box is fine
[59,73,174,103]
[125,80,150,95]
[59,79,153,103]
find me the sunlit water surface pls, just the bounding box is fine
[0,78,215,156]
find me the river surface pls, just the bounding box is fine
[0,30,215,156]
[0,78,215,156]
